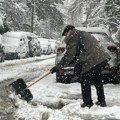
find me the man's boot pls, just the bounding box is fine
[95,101,107,107]
[81,102,93,108]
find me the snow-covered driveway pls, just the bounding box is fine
[7,56,120,120]
[0,54,55,120]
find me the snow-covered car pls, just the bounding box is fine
[3,31,41,59]
[55,27,119,84]
[38,38,52,55]
[54,39,61,53]
[2,31,30,59]
[0,35,5,62]
[27,34,42,57]
[50,39,57,54]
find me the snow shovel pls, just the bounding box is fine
[7,71,51,102]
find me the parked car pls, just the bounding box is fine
[38,38,52,55]
[50,39,57,54]
[0,35,5,62]
[2,31,41,59]
[55,27,120,84]
[27,34,42,57]
[3,31,29,59]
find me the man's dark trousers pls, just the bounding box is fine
[80,60,108,104]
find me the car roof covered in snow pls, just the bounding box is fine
[76,27,111,37]
[38,38,50,45]
[3,31,38,38]
[38,38,50,42]
[49,39,57,42]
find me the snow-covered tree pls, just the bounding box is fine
[29,0,64,38]
[87,0,106,27]
[1,0,64,38]
[63,0,102,27]
[3,0,30,31]
[0,0,5,34]
[105,0,120,32]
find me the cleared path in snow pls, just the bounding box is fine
[0,55,55,120]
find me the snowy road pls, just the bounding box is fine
[9,56,120,120]
[1,54,120,120]
[0,54,55,120]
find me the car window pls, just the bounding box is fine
[3,36,20,45]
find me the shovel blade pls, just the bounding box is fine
[10,78,33,102]
[20,89,33,102]
[10,78,27,94]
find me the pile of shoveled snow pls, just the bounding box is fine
[10,74,120,120]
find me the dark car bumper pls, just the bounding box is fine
[56,65,80,83]
[5,52,19,60]
[56,65,120,84]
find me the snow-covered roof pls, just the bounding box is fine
[76,27,111,37]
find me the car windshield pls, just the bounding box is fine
[3,36,20,46]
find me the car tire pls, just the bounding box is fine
[29,51,33,57]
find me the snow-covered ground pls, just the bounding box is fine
[0,54,56,120]
[6,57,120,120]
[0,54,55,82]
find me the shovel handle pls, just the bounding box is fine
[27,71,51,88]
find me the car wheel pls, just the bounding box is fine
[29,51,33,57]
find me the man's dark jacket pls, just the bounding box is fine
[56,29,110,74]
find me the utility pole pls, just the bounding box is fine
[31,0,34,33]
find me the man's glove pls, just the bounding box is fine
[50,66,57,73]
